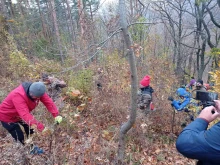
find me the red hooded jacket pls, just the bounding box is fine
[0,82,59,126]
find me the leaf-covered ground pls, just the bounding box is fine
[0,102,196,165]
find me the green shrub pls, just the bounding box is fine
[68,69,94,95]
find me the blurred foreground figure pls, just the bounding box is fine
[176,100,220,165]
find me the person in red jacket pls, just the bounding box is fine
[0,82,62,148]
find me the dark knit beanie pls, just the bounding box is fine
[197,79,203,85]
[29,82,46,97]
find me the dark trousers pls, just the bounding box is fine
[1,121,34,145]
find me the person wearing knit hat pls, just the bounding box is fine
[140,75,151,88]
[138,75,155,113]
[191,79,207,98]
[195,79,206,91]
[0,81,63,154]
[29,82,46,98]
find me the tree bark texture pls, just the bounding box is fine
[117,0,138,164]
[49,0,64,63]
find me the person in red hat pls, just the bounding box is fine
[137,75,154,113]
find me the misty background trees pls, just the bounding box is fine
[0,0,219,83]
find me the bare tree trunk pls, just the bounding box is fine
[23,0,30,15]
[188,35,196,77]
[176,5,182,76]
[8,0,14,18]
[88,2,93,21]
[78,0,85,38]
[129,0,133,19]
[36,0,47,38]
[65,0,77,50]
[17,1,25,17]
[0,0,7,16]
[195,2,208,80]
[117,0,138,164]
[49,0,64,63]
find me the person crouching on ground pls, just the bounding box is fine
[138,75,154,111]
[0,82,62,152]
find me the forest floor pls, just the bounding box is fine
[0,104,196,165]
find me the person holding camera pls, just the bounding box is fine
[176,100,220,165]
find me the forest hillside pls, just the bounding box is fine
[0,0,220,164]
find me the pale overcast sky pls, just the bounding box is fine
[12,0,116,4]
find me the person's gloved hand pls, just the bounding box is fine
[37,123,45,132]
[184,108,190,113]
[55,116,63,124]
[168,96,174,101]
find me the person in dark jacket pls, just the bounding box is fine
[192,79,207,98]
[0,82,62,153]
[137,75,154,112]
[176,101,220,165]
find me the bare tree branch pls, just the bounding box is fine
[202,19,215,48]
[58,28,122,74]
[204,3,220,28]
[117,0,138,163]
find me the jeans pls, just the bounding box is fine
[1,121,34,145]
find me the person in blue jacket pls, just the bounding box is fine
[171,88,191,111]
[176,101,220,165]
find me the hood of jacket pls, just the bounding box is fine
[22,82,34,101]
[176,88,190,98]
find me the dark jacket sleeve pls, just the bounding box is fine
[176,118,220,162]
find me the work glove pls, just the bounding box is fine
[168,96,174,101]
[37,123,45,132]
[184,108,190,113]
[55,116,63,124]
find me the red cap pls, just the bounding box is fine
[140,75,150,87]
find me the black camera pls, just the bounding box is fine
[196,91,218,108]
